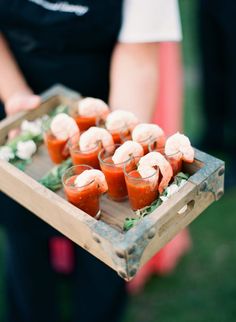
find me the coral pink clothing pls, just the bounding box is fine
[127,42,191,294]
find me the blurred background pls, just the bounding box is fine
[122,1,236,321]
[1,0,236,321]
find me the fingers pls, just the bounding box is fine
[5,94,41,116]
[22,95,41,110]
[8,128,20,140]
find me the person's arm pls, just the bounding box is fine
[109,42,159,123]
[0,33,40,115]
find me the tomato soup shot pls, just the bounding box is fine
[165,151,183,176]
[148,138,165,154]
[105,110,138,144]
[62,165,108,218]
[164,132,195,176]
[98,141,144,202]
[124,157,160,211]
[96,120,130,145]
[98,144,128,201]
[68,132,101,169]
[44,130,69,164]
[119,126,132,144]
[136,136,155,155]
[108,125,130,145]
[70,97,109,132]
[43,113,79,164]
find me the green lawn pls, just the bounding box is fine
[0,1,235,321]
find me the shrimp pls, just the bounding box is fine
[138,152,173,193]
[112,140,144,165]
[78,97,109,119]
[165,132,194,163]
[74,169,108,193]
[79,127,114,153]
[105,110,139,132]
[50,113,79,140]
[132,123,165,147]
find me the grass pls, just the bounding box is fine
[0,1,235,321]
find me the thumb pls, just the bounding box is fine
[22,95,41,110]
[6,94,41,115]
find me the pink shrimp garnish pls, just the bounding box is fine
[78,97,109,120]
[112,141,144,165]
[138,152,173,193]
[132,123,166,148]
[74,169,108,193]
[50,113,79,140]
[105,110,139,132]
[79,127,114,153]
[165,132,194,163]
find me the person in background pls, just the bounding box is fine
[0,1,182,321]
[198,0,236,188]
[127,41,191,293]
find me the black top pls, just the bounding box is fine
[0,0,122,100]
[0,0,122,232]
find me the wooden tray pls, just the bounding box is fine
[0,85,225,280]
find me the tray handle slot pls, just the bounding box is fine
[158,199,195,237]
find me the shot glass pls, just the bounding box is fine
[165,151,183,176]
[148,138,165,154]
[98,144,130,201]
[43,121,70,164]
[124,158,160,210]
[96,117,128,144]
[68,132,101,169]
[134,136,159,155]
[62,164,101,218]
[69,105,97,132]
[119,127,132,144]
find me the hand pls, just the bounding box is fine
[5,91,40,116]
[5,90,41,139]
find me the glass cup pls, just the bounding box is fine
[133,135,158,155]
[165,151,183,176]
[62,165,101,218]
[69,105,97,132]
[96,118,129,145]
[148,138,165,154]
[43,119,70,164]
[98,144,131,201]
[124,157,159,211]
[117,126,132,144]
[68,132,101,169]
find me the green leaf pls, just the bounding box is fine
[174,172,190,186]
[49,104,69,117]
[123,197,163,231]
[176,172,190,180]
[11,158,32,171]
[6,132,38,151]
[136,197,163,218]
[39,158,72,191]
[123,218,140,231]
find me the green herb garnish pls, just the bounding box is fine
[123,198,163,231]
[174,172,190,186]
[39,158,72,191]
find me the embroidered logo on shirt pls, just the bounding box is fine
[28,0,89,16]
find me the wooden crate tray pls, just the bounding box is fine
[0,85,225,280]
